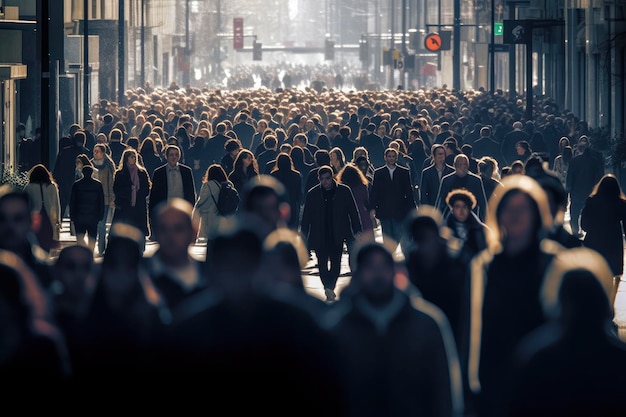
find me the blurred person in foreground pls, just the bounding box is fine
[324,241,463,417]
[503,247,626,417]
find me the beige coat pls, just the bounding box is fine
[24,182,62,241]
[193,180,223,240]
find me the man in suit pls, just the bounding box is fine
[419,144,454,207]
[148,145,196,235]
[359,123,386,169]
[435,153,488,222]
[370,148,417,251]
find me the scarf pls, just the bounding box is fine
[128,164,140,207]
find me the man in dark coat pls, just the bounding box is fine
[232,112,256,151]
[472,126,505,169]
[148,145,196,232]
[436,154,488,222]
[331,125,357,163]
[203,122,230,167]
[420,144,454,206]
[300,166,362,302]
[370,148,417,251]
[359,123,386,169]
[69,165,105,251]
[565,137,604,237]
[326,242,462,417]
[501,121,529,166]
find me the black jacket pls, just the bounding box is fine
[70,174,105,225]
[148,163,197,219]
[370,165,416,220]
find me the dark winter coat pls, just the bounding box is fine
[148,163,197,220]
[300,182,362,250]
[70,174,105,226]
[370,165,416,221]
[581,195,626,276]
[419,163,454,206]
[324,289,461,417]
[112,167,151,235]
[436,172,488,222]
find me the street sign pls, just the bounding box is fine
[503,20,531,44]
[494,22,503,36]
[424,32,442,52]
[233,17,244,50]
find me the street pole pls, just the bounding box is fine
[490,0,495,93]
[389,0,395,89]
[140,0,145,88]
[401,0,407,88]
[83,0,90,123]
[453,0,460,90]
[118,0,125,105]
[525,39,533,120]
[183,0,190,86]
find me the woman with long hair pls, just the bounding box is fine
[91,143,117,256]
[194,164,232,242]
[552,145,573,188]
[581,174,626,288]
[336,162,374,242]
[138,137,163,179]
[112,148,151,250]
[329,147,346,176]
[24,164,62,252]
[228,149,259,195]
[270,153,302,230]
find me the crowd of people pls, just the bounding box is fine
[4,83,626,415]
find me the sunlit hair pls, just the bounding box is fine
[590,173,626,201]
[336,162,368,187]
[541,247,614,321]
[445,188,477,210]
[28,164,54,184]
[485,175,553,253]
[203,163,228,183]
[117,148,145,171]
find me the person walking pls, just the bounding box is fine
[90,143,116,256]
[112,148,151,250]
[69,165,105,252]
[300,165,362,302]
[580,174,626,298]
[269,153,302,230]
[419,144,454,207]
[148,144,196,232]
[24,164,62,253]
[228,149,260,196]
[370,148,417,251]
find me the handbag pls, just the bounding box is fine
[35,183,57,251]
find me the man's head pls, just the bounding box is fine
[153,198,198,265]
[353,242,396,306]
[384,148,398,168]
[242,175,290,237]
[0,185,33,253]
[318,165,335,191]
[165,145,181,167]
[453,154,470,177]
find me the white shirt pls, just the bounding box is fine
[386,165,397,180]
[167,164,185,200]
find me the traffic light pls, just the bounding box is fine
[325,39,335,60]
[359,39,369,62]
[253,40,262,61]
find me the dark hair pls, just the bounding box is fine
[355,242,394,270]
[314,149,331,166]
[271,153,296,174]
[28,164,54,184]
[317,165,333,178]
[204,163,228,183]
[446,188,477,209]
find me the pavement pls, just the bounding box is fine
[53,217,626,340]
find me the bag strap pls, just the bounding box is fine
[209,180,220,207]
[39,184,45,210]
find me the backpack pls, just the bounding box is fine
[211,180,240,216]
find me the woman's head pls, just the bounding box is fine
[337,163,368,188]
[233,149,254,172]
[28,164,53,184]
[119,148,139,170]
[274,153,295,172]
[205,163,228,183]
[486,175,552,255]
[329,147,346,167]
[592,174,625,200]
